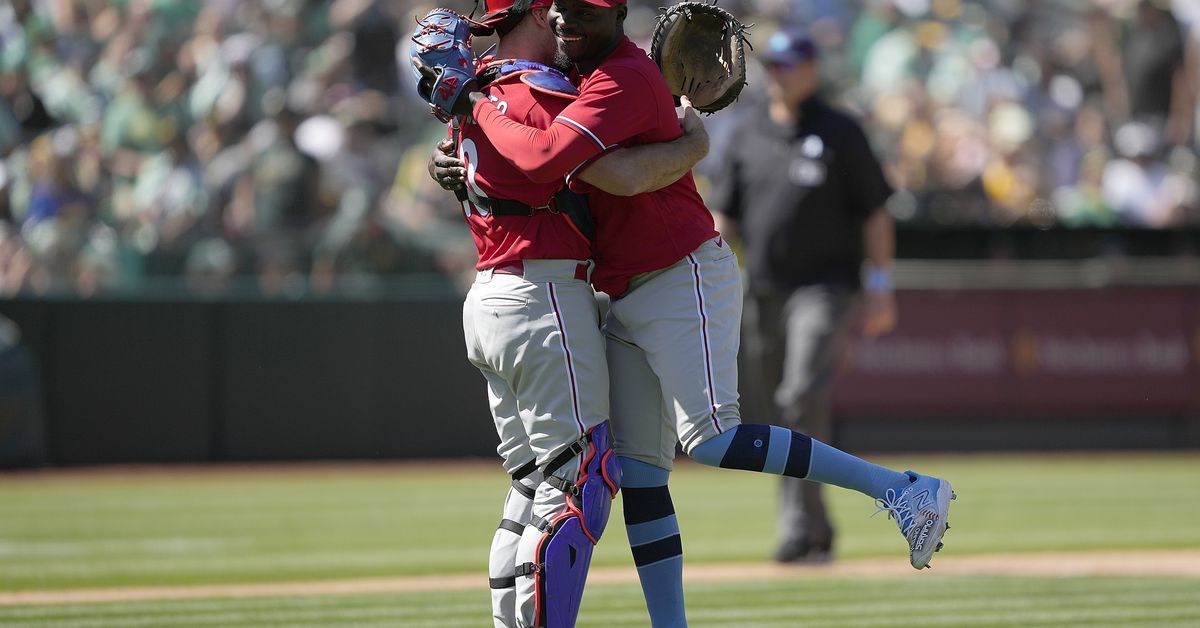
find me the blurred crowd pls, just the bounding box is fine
[694,0,1200,231]
[1,0,1198,297]
[0,0,477,297]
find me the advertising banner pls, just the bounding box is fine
[832,289,1200,418]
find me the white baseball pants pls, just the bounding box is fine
[605,237,744,470]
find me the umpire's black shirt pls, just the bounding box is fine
[710,96,892,293]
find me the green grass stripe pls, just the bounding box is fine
[1,577,1198,627]
[1,453,1198,590]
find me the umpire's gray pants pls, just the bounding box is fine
[743,283,859,549]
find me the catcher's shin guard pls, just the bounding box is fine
[518,514,594,627]
[518,423,621,627]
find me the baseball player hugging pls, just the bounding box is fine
[414,0,958,626]
[408,1,707,626]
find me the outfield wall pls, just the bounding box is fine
[0,299,496,466]
[825,288,1200,452]
[1,286,1198,466]
[832,289,1200,416]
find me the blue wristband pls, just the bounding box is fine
[864,266,894,293]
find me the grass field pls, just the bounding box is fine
[2,453,1199,626]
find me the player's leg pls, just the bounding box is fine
[492,266,618,627]
[607,237,744,453]
[490,459,543,627]
[612,238,954,568]
[466,287,541,627]
[482,374,543,628]
[605,318,686,628]
[621,457,686,627]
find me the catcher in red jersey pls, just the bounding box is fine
[411,2,708,626]
[438,1,959,626]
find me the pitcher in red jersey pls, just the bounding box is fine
[414,0,709,625]
[444,2,959,625]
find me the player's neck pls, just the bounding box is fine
[575,33,624,74]
[496,39,551,66]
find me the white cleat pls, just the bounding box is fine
[873,471,956,569]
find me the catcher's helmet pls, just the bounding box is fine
[472,0,550,34]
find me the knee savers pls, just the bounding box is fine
[557,421,621,543]
[520,422,621,628]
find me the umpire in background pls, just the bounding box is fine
[710,29,897,564]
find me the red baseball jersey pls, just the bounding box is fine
[458,68,591,270]
[472,37,718,297]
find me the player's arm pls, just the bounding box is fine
[466,67,660,184]
[576,96,708,196]
[468,92,606,183]
[846,117,897,339]
[861,206,897,338]
[411,57,602,184]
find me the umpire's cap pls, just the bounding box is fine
[762,29,818,66]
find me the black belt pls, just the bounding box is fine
[461,187,594,243]
[467,188,552,216]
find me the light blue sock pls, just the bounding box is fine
[619,457,686,628]
[806,438,911,499]
[689,424,911,500]
[689,424,813,477]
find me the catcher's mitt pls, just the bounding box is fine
[650,1,751,114]
[409,8,476,122]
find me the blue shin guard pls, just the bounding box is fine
[529,514,595,627]
[520,423,622,627]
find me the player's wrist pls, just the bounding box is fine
[469,90,489,109]
[863,263,894,293]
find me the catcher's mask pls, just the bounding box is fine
[471,0,550,35]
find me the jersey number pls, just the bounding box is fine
[458,138,489,217]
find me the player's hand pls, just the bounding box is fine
[676,96,710,163]
[681,96,705,154]
[429,138,466,191]
[860,290,897,339]
[412,56,479,117]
